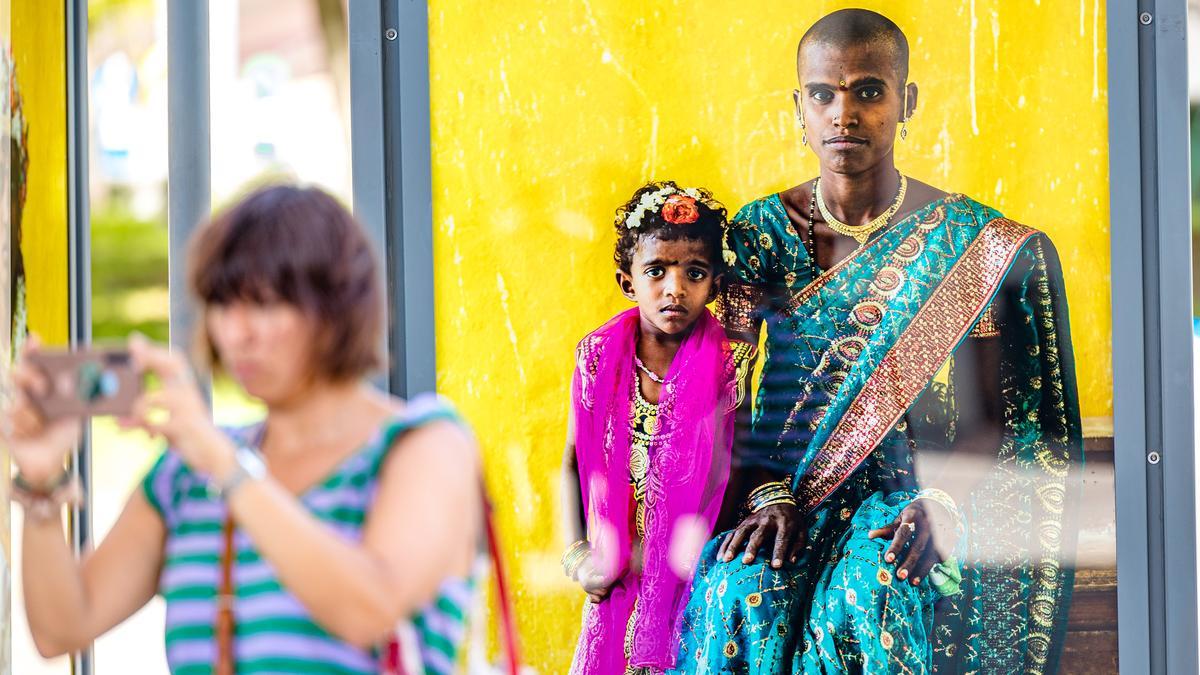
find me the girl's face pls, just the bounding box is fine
[617,235,719,338]
[207,299,318,404]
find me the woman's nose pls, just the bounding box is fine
[832,95,858,129]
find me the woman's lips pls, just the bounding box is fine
[231,362,259,379]
[824,136,868,149]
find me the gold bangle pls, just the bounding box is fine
[914,488,965,540]
[561,540,591,579]
[750,496,797,514]
[747,479,789,499]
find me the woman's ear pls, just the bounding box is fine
[903,82,919,121]
[615,270,637,302]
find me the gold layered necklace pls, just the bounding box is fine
[815,173,908,244]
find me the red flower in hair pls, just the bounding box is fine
[661,194,700,225]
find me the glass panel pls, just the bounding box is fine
[87,0,170,672]
[429,2,1116,672]
[83,2,354,673]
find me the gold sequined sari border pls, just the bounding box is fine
[798,218,1036,513]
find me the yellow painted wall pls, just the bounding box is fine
[429,1,1110,670]
[13,0,68,347]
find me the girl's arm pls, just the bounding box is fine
[560,406,586,546]
[560,370,619,603]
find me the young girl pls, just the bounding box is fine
[562,181,742,674]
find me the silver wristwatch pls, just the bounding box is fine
[213,446,267,500]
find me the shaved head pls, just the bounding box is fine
[798,9,909,83]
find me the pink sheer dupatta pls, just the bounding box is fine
[570,307,736,672]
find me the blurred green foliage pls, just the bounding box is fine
[90,203,169,343]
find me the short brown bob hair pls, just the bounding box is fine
[188,184,384,381]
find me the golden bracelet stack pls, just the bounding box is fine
[746,479,797,513]
[561,540,591,579]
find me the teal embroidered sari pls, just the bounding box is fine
[671,193,1082,674]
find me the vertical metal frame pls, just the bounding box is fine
[61,0,212,670]
[349,0,436,397]
[1109,2,1153,671]
[1147,1,1198,672]
[166,0,210,357]
[65,0,91,673]
[1109,0,1198,673]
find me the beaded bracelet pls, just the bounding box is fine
[561,540,591,579]
[12,470,82,524]
[12,469,73,495]
[746,480,797,514]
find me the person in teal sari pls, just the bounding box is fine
[671,9,1082,674]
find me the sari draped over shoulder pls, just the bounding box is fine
[672,193,1083,674]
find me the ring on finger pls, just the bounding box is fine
[900,521,916,534]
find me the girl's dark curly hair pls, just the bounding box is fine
[613,181,729,274]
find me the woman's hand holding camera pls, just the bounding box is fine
[3,336,84,489]
[122,335,238,482]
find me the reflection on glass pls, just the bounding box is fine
[546,8,1112,674]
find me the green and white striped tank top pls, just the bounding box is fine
[141,394,474,674]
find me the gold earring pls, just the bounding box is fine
[798,115,807,145]
[900,117,908,140]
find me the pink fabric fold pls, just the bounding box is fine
[570,307,736,672]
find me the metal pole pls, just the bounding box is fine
[349,0,437,397]
[1146,1,1198,672]
[1110,0,1198,672]
[64,0,91,672]
[166,0,210,357]
[1109,0,1153,669]
[385,0,436,397]
[348,0,391,392]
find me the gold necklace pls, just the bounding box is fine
[815,174,908,244]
